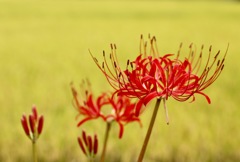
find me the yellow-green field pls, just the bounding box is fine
[0,0,240,161]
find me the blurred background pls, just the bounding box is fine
[0,0,240,161]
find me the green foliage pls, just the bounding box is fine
[0,0,240,161]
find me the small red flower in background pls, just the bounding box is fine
[21,105,44,142]
[71,82,108,126]
[107,92,141,138]
[71,81,141,138]
[77,130,98,158]
[91,35,227,117]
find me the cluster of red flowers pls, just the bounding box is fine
[20,35,227,162]
[77,130,98,158]
[92,35,227,116]
[72,35,227,160]
[21,105,44,142]
[71,81,141,139]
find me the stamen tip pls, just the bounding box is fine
[209,45,212,52]
[180,42,183,48]
[189,43,193,48]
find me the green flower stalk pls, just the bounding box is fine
[100,122,111,162]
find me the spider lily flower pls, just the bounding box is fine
[91,35,227,117]
[71,82,141,138]
[21,105,44,142]
[107,92,142,138]
[121,54,202,116]
[71,83,108,126]
[77,130,98,158]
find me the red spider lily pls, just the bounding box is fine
[91,35,227,116]
[71,82,141,138]
[21,105,44,141]
[71,83,108,126]
[107,92,142,138]
[77,130,98,158]
[120,54,202,115]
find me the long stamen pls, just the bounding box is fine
[187,43,193,60]
[89,50,117,88]
[103,50,118,81]
[202,45,212,74]
[176,42,183,60]
[140,34,144,55]
[192,44,203,74]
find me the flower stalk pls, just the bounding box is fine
[137,98,162,162]
[32,140,38,162]
[100,122,111,162]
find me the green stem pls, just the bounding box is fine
[32,141,38,162]
[137,98,162,162]
[100,122,111,162]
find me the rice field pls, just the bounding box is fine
[0,0,240,161]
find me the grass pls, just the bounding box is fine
[0,0,240,161]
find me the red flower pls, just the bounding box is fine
[120,54,202,115]
[77,130,98,158]
[107,92,141,138]
[21,105,44,141]
[71,83,108,126]
[91,35,227,116]
[71,82,141,138]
